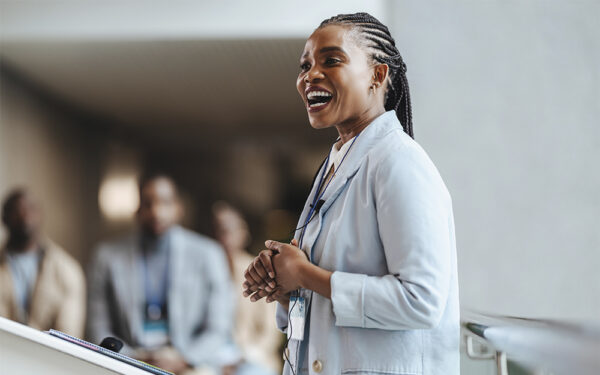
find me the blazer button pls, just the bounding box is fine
[312,360,323,373]
[283,347,290,361]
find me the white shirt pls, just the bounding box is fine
[325,136,357,176]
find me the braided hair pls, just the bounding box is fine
[319,13,414,138]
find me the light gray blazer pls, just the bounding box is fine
[277,111,460,375]
[87,225,236,367]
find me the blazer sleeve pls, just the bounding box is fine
[55,257,86,338]
[85,247,127,349]
[330,146,453,330]
[275,302,288,333]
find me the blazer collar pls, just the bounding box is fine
[316,110,402,214]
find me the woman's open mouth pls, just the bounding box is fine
[306,89,333,113]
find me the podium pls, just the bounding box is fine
[0,317,152,374]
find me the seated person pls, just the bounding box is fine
[87,173,236,375]
[212,202,282,374]
[0,188,85,337]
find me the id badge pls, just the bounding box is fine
[287,295,306,341]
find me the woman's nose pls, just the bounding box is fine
[305,66,324,83]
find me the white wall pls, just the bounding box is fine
[387,1,600,322]
[0,0,389,41]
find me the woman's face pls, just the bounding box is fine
[296,25,376,129]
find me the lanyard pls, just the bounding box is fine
[139,246,170,310]
[298,134,360,253]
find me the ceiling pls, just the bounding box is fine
[0,1,390,152]
[0,38,337,151]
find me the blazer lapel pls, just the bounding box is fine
[27,246,50,328]
[167,227,183,338]
[294,161,328,241]
[113,235,144,342]
[318,111,400,216]
[296,111,401,259]
[0,249,19,322]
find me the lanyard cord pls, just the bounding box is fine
[298,134,360,250]
[283,134,361,374]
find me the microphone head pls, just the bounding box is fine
[99,337,124,353]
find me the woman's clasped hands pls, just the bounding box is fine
[243,239,309,307]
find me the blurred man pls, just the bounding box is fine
[87,174,236,375]
[0,188,85,337]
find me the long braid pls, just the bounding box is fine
[319,13,414,138]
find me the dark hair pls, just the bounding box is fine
[319,12,414,138]
[1,188,27,224]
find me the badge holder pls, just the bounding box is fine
[287,294,306,341]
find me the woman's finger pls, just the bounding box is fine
[244,264,259,285]
[250,288,269,302]
[258,251,277,285]
[247,265,264,286]
[252,257,269,281]
[243,282,260,294]
[252,258,276,291]
[266,287,283,303]
[265,240,284,252]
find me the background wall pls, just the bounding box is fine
[385,1,600,322]
[0,70,103,262]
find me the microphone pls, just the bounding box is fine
[99,337,124,353]
[310,199,325,212]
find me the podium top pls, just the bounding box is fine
[0,316,153,375]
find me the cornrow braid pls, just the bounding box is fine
[319,13,414,138]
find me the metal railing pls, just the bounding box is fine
[462,312,600,375]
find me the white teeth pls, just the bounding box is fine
[309,101,328,108]
[307,90,333,99]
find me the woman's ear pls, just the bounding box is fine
[372,64,389,88]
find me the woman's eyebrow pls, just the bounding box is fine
[319,46,347,55]
[301,46,347,60]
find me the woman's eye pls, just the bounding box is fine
[325,57,341,65]
[300,62,310,71]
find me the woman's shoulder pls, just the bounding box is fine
[366,129,451,201]
[368,128,435,171]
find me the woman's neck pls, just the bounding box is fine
[335,106,386,145]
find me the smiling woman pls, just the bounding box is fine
[242,12,459,375]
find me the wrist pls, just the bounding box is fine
[278,297,290,310]
[297,261,313,290]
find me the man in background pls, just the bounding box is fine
[0,188,86,337]
[87,173,237,375]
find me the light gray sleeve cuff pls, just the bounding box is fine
[275,301,289,333]
[330,271,368,327]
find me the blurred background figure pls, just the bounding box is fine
[213,201,282,375]
[0,188,85,337]
[87,174,236,375]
